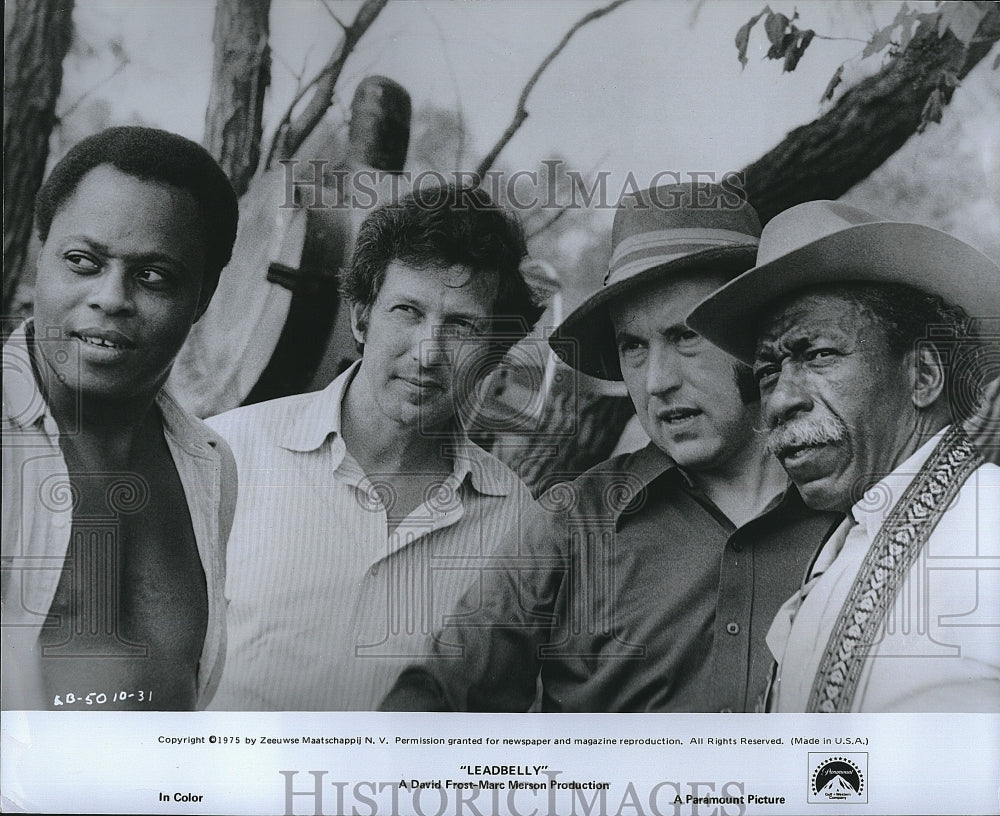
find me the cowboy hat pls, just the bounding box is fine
[550,182,762,380]
[686,199,1000,364]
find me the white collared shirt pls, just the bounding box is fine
[206,362,534,710]
[767,428,1000,712]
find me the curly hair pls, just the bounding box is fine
[35,126,238,305]
[340,183,544,361]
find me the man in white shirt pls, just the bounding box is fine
[2,127,238,710]
[206,184,541,709]
[688,200,1000,712]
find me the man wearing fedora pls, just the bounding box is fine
[688,200,1000,712]
[381,182,843,712]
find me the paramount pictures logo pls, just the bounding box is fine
[808,754,867,804]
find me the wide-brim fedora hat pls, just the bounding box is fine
[550,182,762,380]
[686,200,1000,365]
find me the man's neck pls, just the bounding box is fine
[885,412,951,476]
[692,433,789,529]
[339,370,453,479]
[30,342,161,465]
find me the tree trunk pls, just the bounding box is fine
[3,0,74,310]
[203,0,271,197]
[742,3,1000,223]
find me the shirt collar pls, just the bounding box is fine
[849,427,951,538]
[2,321,47,430]
[278,359,513,498]
[447,433,515,497]
[3,320,220,457]
[277,360,358,454]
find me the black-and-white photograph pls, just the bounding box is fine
[3,1,999,813]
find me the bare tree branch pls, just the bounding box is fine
[475,0,633,177]
[57,54,128,120]
[317,0,347,32]
[269,0,388,164]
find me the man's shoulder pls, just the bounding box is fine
[205,391,319,448]
[532,445,673,522]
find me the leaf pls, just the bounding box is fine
[937,1,986,46]
[821,64,844,102]
[735,6,771,69]
[862,21,896,58]
[764,11,790,49]
[767,34,790,61]
[893,2,919,51]
[993,51,1000,70]
[784,29,815,72]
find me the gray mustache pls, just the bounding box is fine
[766,415,847,456]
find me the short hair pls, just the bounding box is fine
[771,282,986,422]
[34,126,238,305]
[340,183,543,362]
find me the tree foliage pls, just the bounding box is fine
[737,1,1000,221]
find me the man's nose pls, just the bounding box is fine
[87,266,134,315]
[411,322,451,368]
[645,342,683,397]
[764,362,814,426]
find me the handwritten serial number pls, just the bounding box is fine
[53,690,153,706]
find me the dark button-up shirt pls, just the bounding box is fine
[381,443,842,712]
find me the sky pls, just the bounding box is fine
[58,2,930,185]
[55,0,999,256]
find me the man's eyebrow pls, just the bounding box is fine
[614,328,642,344]
[661,323,693,341]
[57,235,190,269]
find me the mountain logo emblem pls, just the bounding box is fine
[808,754,866,803]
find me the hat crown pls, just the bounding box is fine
[606,182,761,287]
[757,200,880,266]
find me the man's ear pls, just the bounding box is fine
[349,300,369,345]
[908,343,946,409]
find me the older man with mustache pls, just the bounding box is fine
[688,200,1000,712]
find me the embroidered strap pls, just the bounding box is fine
[807,427,983,713]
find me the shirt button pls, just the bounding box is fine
[719,707,733,714]
[731,540,742,552]
[726,622,740,635]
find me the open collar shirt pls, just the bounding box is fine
[382,442,843,712]
[766,428,1000,712]
[1,323,233,708]
[205,361,535,710]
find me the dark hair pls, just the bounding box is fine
[34,126,239,306]
[776,282,986,421]
[340,183,543,361]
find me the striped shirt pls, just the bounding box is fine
[205,362,534,710]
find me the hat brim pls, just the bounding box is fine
[550,244,758,380]
[686,221,1000,365]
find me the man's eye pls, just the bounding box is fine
[436,323,469,340]
[806,348,837,362]
[135,268,169,286]
[678,330,700,344]
[64,253,100,273]
[754,364,779,386]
